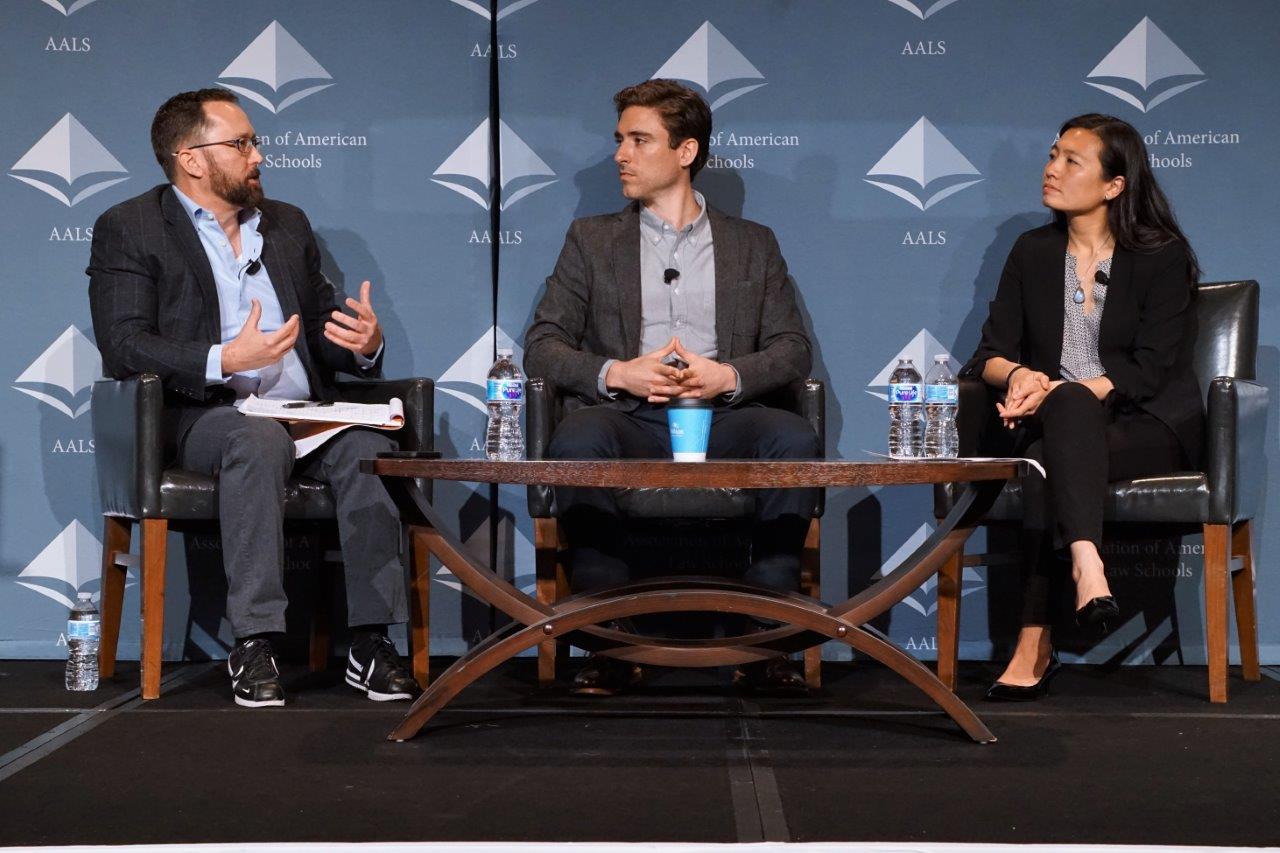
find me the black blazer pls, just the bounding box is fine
[523,202,811,412]
[87,184,382,456]
[964,223,1204,466]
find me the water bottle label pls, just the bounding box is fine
[486,379,524,403]
[67,619,100,641]
[925,384,959,405]
[889,383,922,404]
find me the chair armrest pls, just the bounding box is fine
[335,377,435,503]
[91,375,164,519]
[526,378,557,517]
[1204,377,1268,524]
[333,377,434,453]
[800,379,826,518]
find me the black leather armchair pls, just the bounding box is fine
[91,374,435,699]
[933,280,1266,702]
[525,377,826,687]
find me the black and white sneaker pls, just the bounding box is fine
[345,635,422,702]
[228,638,286,708]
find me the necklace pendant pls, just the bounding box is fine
[1072,286,1086,304]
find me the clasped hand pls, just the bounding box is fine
[996,369,1062,428]
[606,337,737,403]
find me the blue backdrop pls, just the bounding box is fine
[2,0,1276,668]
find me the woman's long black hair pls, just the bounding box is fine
[1053,113,1201,284]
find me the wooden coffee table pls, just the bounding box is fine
[362,458,1021,743]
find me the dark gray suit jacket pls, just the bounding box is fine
[524,202,811,410]
[87,183,382,456]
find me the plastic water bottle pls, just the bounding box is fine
[924,355,960,459]
[65,592,100,691]
[888,358,923,458]
[485,349,525,461]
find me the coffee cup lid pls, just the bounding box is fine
[668,397,711,409]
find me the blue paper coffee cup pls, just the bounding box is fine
[667,398,713,462]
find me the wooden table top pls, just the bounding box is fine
[360,457,1023,489]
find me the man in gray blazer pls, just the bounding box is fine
[524,80,819,695]
[88,89,419,708]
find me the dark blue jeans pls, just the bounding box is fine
[548,402,820,594]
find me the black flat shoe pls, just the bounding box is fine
[984,654,1061,702]
[1075,595,1120,629]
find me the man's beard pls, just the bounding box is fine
[208,157,263,209]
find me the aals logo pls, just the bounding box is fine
[865,117,982,211]
[437,326,523,416]
[874,524,984,618]
[38,0,102,14]
[447,0,542,21]
[10,114,128,207]
[885,0,962,19]
[1086,17,1205,113]
[652,21,765,111]
[13,326,101,418]
[433,120,556,211]
[866,329,955,401]
[217,21,333,114]
[16,520,103,610]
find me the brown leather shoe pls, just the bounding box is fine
[735,657,809,696]
[570,655,643,696]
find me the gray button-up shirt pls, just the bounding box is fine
[598,191,738,399]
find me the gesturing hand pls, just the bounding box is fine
[671,338,737,400]
[221,299,300,375]
[605,337,684,403]
[324,280,383,357]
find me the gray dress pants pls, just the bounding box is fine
[177,406,408,638]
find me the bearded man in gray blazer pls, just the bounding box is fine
[524,80,819,695]
[88,89,419,709]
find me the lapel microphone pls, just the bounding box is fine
[245,258,262,276]
[663,267,680,285]
[1095,269,1109,286]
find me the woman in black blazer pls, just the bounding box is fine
[964,114,1204,701]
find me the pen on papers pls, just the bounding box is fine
[282,401,335,408]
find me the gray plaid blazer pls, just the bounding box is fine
[523,202,811,411]
[87,184,381,456]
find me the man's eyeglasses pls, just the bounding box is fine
[175,135,263,156]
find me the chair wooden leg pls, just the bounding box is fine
[408,525,432,688]
[97,516,132,680]
[535,518,561,687]
[935,543,963,692]
[140,518,168,700]
[1203,523,1230,703]
[801,518,822,689]
[1231,520,1261,682]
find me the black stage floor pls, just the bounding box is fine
[1,657,1278,847]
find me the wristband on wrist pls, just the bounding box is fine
[1004,364,1027,388]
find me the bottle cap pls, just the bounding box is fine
[77,592,92,600]
[935,354,949,362]
[497,348,514,358]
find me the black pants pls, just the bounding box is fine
[547,402,820,594]
[1011,383,1186,625]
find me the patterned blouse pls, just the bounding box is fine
[1059,252,1113,381]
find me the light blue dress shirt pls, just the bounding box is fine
[172,186,376,400]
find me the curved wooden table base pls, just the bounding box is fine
[365,459,1016,744]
